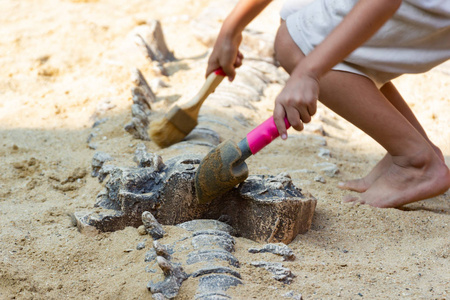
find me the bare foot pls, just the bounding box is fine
[343,152,450,208]
[338,144,446,193]
[338,154,391,192]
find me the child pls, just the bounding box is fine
[206,0,450,208]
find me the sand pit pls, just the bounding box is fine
[0,0,449,299]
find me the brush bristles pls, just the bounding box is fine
[149,116,187,148]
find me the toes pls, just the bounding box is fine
[337,181,352,190]
[337,180,368,193]
[342,194,361,203]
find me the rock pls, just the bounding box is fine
[147,256,187,299]
[131,86,152,112]
[151,293,167,300]
[314,162,340,178]
[137,225,147,235]
[91,151,113,177]
[97,164,116,183]
[283,290,303,300]
[134,144,165,170]
[131,68,155,106]
[145,248,157,262]
[318,148,331,158]
[304,123,327,136]
[248,243,296,261]
[251,261,296,284]
[72,209,128,234]
[314,176,326,184]
[230,174,316,243]
[153,241,171,259]
[95,98,116,115]
[142,211,166,240]
[124,102,150,141]
[132,19,175,63]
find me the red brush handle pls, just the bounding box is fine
[214,68,226,77]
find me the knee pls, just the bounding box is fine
[274,23,289,69]
[274,21,304,74]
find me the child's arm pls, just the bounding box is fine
[274,0,402,137]
[206,0,272,81]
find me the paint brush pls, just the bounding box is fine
[149,68,226,148]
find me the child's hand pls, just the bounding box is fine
[206,32,244,82]
[273,71,319,139]
[205,0,273,81]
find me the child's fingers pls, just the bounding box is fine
[307,100,317,117]
[235,51,244,68]
[297,106,311,124]
[234,56,243,69]
[207,61,235,81]
[286,107,303,132]
[223,51,244,81]
[305,90,318,118]
[273,103,288,140]
[221,65,236,81]
[221,57,239,81]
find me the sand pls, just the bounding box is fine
[0,0,449,299]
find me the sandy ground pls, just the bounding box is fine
[0,0,449,299]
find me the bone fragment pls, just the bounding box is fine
[251,261,296,284]
[248,243,295,261]
[148,256,187,298]
[75,154,316,244]
[134,144,165,170]
[91,151,112,177]
[153,241,170,258]
[131,68,155,105]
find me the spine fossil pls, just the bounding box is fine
[145,218,299,300]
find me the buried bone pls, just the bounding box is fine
[131,67,155,106]
[251,261,296,284]
[131,19,175,63]
[142,211,166,240]
[147,219,242,299]
[147,256,187,298]
[75,146,316,244]
[146,219,304,299]
[91,151,113,177]
[153,241,171,259]
[248,243,296,261]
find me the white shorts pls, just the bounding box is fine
[281,0,450,88]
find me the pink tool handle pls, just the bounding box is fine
[214,68,226,77]
[247,116,291,154]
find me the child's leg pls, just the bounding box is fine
[275,21,450,207]
[339,82,446,192]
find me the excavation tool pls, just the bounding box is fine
[149,68,226,148]
[195,116,291,204]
